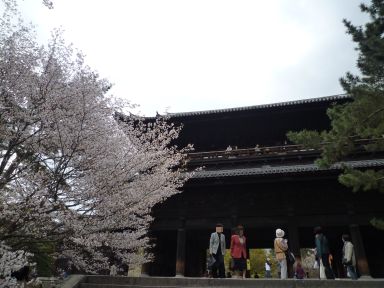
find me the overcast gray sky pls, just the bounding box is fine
[17,0,369,116]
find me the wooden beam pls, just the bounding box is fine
[175,228,186,277]
[349,224,371,277]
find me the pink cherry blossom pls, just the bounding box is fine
[0,0,192,281]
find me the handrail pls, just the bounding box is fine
[187,138,383,161]
[188,144,315,161]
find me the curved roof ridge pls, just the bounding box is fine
[166,94,350,118]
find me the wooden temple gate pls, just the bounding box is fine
[137,95,384,278]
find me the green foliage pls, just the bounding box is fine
[341,0,384,89]
[371,217,384,229]
[287,0,384,196]
[34,249,55,277]
[33,242,55,277]
[248,249,278,278]
[21,241,56,277]
[224,249,278,278]
[339,169,384,192]
[286,130,323,150]
[224,249,232,272]
[248,249,265,277]
[4,238,56,276]
[288,0,384,229]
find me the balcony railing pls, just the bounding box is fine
[187,138,383,163]
[188,144,316,162]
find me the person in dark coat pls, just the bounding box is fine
[314,226,335,279]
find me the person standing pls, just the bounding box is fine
[274,228,288,279]
[294,261,305,279]
[314,226,335,279]
[209,223,226,278]
[230,225,247,279]
[265,258,272,278]
[342,234,358,280]
[109,263,117,276]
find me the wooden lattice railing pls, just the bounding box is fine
[187,138,383,162]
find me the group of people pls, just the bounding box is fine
[208,223,247,278]
[208,224,358,280]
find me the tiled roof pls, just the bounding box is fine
[167,94,350,118]
[193,158,384,179]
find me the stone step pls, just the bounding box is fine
[80,285,186,288]
[78,276,384,288]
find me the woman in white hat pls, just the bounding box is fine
[274,228,288,279]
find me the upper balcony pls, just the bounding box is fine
[187,144,319,168]
[186,139,384,179]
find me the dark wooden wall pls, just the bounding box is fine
[149,173,384,277]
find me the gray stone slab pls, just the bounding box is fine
[61,275,86,288]
[78,276,384,288]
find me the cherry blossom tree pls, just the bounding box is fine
[0,0,191,279]
[0,242,32,287]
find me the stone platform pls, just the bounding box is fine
[63,275,384,288]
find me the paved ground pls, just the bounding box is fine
[63,275,384,288]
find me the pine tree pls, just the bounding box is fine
[287,0,384,229]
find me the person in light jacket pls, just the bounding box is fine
[342,234,358,280]
[265,258,272,278]
[209,223,226,278]
[274,228,288,279]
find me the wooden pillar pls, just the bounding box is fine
[230,214,238,227]
[286,204,300,257]
[287,224,300,257]
[230,214,238,236]
[175,228,186,277]
[140,262,151,277]
[141,234,156,276]
[287,223,300,278]
[349,224,370,277]
[200,246,207,277]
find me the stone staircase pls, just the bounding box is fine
[63,275,384,288]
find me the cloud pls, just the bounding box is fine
[15,0,370,116]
